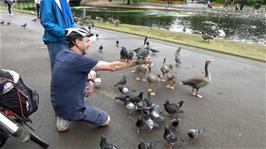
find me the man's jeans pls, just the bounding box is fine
[46,42,68,70]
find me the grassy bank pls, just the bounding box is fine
[94,21,266,62]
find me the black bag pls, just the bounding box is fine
[0,69,39,118]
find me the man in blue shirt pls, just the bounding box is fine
[40,0,75,70]
[52,28,148,132]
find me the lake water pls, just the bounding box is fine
[72,7,266,45]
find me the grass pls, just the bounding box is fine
[94,21,266,62]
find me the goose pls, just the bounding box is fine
[201,32,213,42]
[160,56,173,81]
[180,59,213,98]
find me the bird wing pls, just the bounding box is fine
[182,76,209,88]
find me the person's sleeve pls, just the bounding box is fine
[40,0,65,38]
[68,5,76,27]
[74,56,98,72]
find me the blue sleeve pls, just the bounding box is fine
[74,56,98,73]
[40,0,65,38]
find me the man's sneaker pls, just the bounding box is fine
[56,116,69,132]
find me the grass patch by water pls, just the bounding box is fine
[95,21,266,62]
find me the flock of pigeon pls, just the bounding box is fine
[89,31,212,149]
[0,17,40,29]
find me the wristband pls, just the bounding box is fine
[87,79,94,83]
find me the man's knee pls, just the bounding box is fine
[101,115,111,126]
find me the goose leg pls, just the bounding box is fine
[192,88,197,96]
[196,89,203,98]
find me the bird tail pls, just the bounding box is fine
[180,80,190,86]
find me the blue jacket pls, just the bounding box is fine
[40,0,75,44]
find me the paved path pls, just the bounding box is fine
[0,10,265,149]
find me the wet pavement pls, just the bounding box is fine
[0,10,266,149]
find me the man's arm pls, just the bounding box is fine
[94,60,137,71]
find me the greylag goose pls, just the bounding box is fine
[180,59,213,98]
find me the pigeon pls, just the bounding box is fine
[0,20,4,25]
[170,118,181,131]
[116,40,119,47]
[120,46,133,61]
[114,94,130,103]
[164,100,184,116]
[118,86,135,95]
[134,47,150,64]
[21,23,27,29]
[6,21,10,25]
[32,18,37,22]
[187,128,205,139]
[163,125,178,149]
[138,140,161,149]
[175,47,181,65]
[136,116,145,134]
[96,34,99,39]
[144,36,148,45]
[113,75,127,87]
[100,135,118,149]
[99,45,103,53]
[94,71,101,88]
[128,92,143,104]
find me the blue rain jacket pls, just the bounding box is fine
[40,0,75,44]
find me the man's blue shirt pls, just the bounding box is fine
[51,50,98,119]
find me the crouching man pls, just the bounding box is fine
[52,28,148,132]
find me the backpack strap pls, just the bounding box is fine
[0,77,25,119]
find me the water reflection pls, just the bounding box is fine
[72,7,266,45]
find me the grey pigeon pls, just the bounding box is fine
[164,100,184,116]
[118,86,135,95]
[128,92,143,104]
[136,116,145,134]
[120,46,133,61]
[138,140,160,149]
[187,128,205,139]
[175,47,181,65]
[116,40,119,47]
[21,23,27,29]
[134,47,150,64]
[164,126,184,148]
[7,21,10,25]
[32,18,37,22]
[100,135,118,149]
[113,75,127,87]
[163,126,178,148]
[170,118,181,131]
[99,45,103,53]
[0,20,4,25]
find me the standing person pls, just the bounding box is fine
[35,0,41,19]
[52,28,148,132]
[4,0,14,15]
[40,0,75,71]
